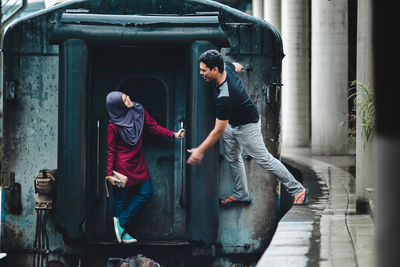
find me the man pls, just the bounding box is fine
[186,49,308,205]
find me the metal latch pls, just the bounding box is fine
[34,169,56,210]
[5,81,17,101]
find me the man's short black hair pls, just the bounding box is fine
[199,49,224,73]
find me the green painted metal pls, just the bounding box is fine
[84,45,190,242]
[57,39,88,239]
[1,0,283,265]
[187,41,219,244]
[50,13,229,46]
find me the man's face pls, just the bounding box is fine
[200,62,217,82]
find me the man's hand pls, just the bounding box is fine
[186,119,227,166]
[232,62,243,73]
[186,147,204,165]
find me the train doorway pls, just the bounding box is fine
[87,46,188,242]
[54,16,222,246]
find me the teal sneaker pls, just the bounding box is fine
[113,217,124,243]
[122,232,137,244]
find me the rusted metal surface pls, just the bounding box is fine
[2,54,60,254]
[34,170,55,210]
[108,254,162,267]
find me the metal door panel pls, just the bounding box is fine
[87,46,186,241]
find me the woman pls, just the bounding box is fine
[105,91,185,244]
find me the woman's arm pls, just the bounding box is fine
[144,109,175,138]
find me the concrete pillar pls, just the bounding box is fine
[252,0,263,19]
[355,0,374,212]
[311,0,348,155]
[263,0,281,33]
[281,0,310,148]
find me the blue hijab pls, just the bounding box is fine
[106,91,144,146]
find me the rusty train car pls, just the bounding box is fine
[1,0,285,266]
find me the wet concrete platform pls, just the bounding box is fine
[256,147,376,267]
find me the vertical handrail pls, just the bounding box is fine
[96,119,100,200]
[178,118,185,207]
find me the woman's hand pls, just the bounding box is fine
[175,129,186,139]
[106,175,119,186]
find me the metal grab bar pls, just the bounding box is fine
[178,118,185,207]
[96,119,100,200]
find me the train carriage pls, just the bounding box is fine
[1,0,285,266]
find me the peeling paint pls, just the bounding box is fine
[2,55,59,252]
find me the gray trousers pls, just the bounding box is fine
[222,119,303,201]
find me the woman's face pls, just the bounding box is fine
[122,94,134,108]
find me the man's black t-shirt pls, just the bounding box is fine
[215,62,259,127]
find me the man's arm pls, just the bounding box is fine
[187,119,228,165]
[232,62,243,73]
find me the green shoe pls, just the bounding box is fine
[113,217,124,243]
[122,232,137,244]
